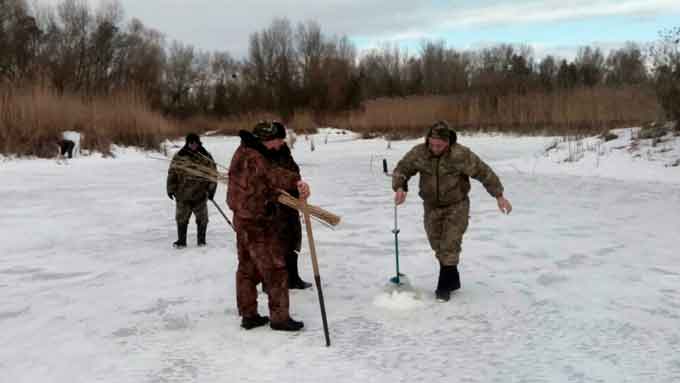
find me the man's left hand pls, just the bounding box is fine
[297,181,311,200]
[497,196,512,215]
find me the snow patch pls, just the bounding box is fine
[498,127,680,184]
[373,290,424,311]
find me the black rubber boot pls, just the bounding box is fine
[435,265,460,301]
[287,251,312,290]
[449,265,461,291]
[173,222,188,248]
[270,317,304,332]
[197,222,207,246]
[241,314,269,330]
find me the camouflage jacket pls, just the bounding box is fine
[227,131,301,220]
[392,143,504,206]
[269,143,303,252]
[167,145,217,203]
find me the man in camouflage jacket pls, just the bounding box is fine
[227,122,311,331]
[167,133,217,248]
[392,121,512,301]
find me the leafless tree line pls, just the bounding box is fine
[1,0,678,123]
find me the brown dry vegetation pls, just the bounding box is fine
[0,85,323,158]
[324,85,661,139]
[209,110,319,137]
[0,86,183,157]
[0,83,661,158]
[2,0,674,157]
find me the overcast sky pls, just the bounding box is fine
[41,0,680,59]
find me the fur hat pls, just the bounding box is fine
[185,133,201,144]
[253,121,286,141]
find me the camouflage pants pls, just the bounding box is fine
[424,198,470,266]
[234,216,289,323]
[175,200,208,225]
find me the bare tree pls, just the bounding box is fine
[650,27,680,120]
[112,18,165,105]
[165,40,196,113]
[0,0,41,82]
[575,46,605,87]
[212,51,239,116]
[247,18,298,121]
[605,43,648,86]
[538,55,558,90]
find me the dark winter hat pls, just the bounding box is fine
[185,133,201,144]
[427,120,457,145]
[272,121,287,139]
[253,121,286,141]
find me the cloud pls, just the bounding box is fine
[360,0,680,42]
[35,0,680,57]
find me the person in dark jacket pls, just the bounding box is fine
[269,122,312,290]
[167,133,217,248]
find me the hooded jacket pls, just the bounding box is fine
[227,130,301,220]
[167,144,217,203]
[392,126,503,206]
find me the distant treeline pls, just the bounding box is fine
[1,0,678,155]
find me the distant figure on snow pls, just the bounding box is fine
[167,133,217,248]
[57,139,75,159]
[285,128,297,149]
[392,121,512,302]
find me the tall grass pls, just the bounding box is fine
[0,83,662,157]
[0,84,323,158]
[325,85,661,138]
[207,110,320,136]
[0,85,179,157]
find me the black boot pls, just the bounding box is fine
[173,222,188,248]
[435,265,460,302]
[270,317,304,332]
[449,265,461,291]
[197,222,207,247]
[287,251,312,290]
[435,271,451,302]
[241,314,269,330]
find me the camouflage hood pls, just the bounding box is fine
[425,121,457,146]
[227,131,301,220]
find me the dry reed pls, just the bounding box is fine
[277,191,341,227]
[323,85,661,138]
[0,85,180,157]
[165,153,341,227]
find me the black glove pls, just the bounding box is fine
[168,192,175,200]
[208,189,216,201]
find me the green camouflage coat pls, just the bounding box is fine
[167,145,218,203]
[392,143,503,206]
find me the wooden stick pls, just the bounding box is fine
[209,199,234,230]
[302,198,331,347]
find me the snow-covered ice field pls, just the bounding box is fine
[1,129,679,382]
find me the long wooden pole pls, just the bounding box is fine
[302,199,331,347]
[209,199,234,230]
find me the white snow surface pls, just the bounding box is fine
[2,129,680,382]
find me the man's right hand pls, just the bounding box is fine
[394,189,407,205]
[168,192,175,200]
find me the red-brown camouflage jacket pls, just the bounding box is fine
[227,131,300,220]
